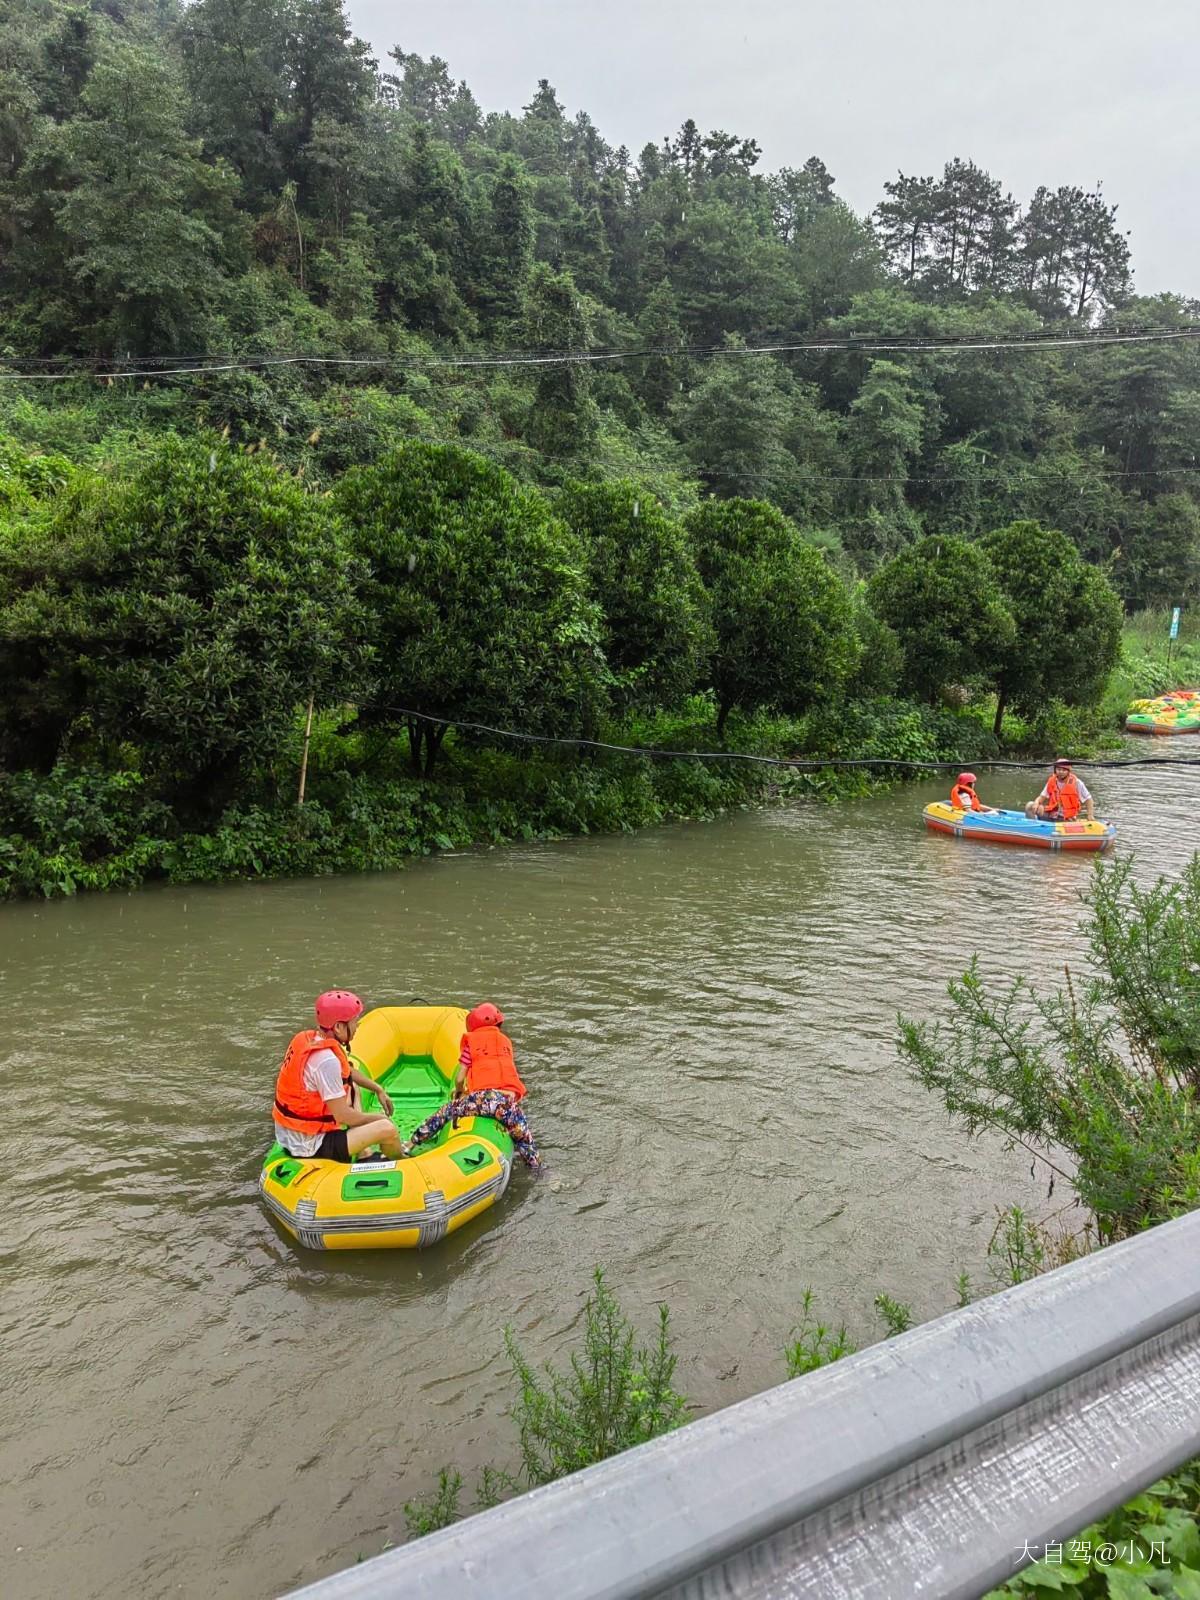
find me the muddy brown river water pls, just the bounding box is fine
[2,755,1197,1598]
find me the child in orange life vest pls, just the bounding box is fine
[401,1003,543,1172]
[949,771,998,814]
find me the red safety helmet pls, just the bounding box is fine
[957,772,977,786]
[465,1002,505,1031]
[315,989,364,1029]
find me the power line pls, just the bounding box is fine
[8,319,1196,366]
[3,325,1198,383]
[731,466,1200,485]
[6,320,1191,366]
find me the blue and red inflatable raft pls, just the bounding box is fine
[923,802,1116,853]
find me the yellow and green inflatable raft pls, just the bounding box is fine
[260,1004,514,1250]
[1126,690,1200,736]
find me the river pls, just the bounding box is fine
[2,755,1197,1599]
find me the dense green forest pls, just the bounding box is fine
[0,0,1197,898]
[2,0,1198,595]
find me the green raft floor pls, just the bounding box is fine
[264,1052,515,1165]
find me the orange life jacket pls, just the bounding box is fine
[462,1026,526,1100]
[1044,773,1081,820]
[273,1030,352,1133]
[951,784,982,812]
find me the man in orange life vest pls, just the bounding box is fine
[1025,758,1095,823]
[949,772,998,814]
[272,990,404,1163]
[401,1003,543,1172]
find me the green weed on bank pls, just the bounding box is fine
[402,1269,688,1536]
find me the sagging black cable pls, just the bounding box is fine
[364,703,1200,773]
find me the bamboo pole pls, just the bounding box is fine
[297,695,315,807]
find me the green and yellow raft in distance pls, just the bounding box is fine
[1126,690,1200,735]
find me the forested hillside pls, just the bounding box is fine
[2,0,1198,603]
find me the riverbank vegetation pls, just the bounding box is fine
[900,854,1200,1242]
[0,428,1135,901]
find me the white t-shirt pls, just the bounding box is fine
[275,1046,349,1157]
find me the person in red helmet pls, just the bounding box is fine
[949,772,997,814]
[402,1002,542,1172]
[1025,758,1094,823]
[272,990,403,1163]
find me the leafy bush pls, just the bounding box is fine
[982,521,1123,736]
[794,695,999,768]
[0,434,77,510]
[986,1206,1046,1287]
[846,601,904,699]
[0,765,169,857]
[504,1268,688,1485]
[783,1283,918,1379]
[402,1470,463,1540]
[867,533,1015,704]
[899,855,1200,1240]
[873,1293,914,1336]
[302,387,435,479]
[985,1465,1200,1598]
[0,765,171,896]
[784,1288,856,1377]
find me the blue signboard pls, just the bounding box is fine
[1170,607,1181,640]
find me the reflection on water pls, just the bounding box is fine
[1,754,1197,1598]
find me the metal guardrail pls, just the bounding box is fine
[286,1209,1200,1600]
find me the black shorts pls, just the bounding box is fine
[313,1128,351,1163]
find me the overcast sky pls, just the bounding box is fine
[348,0,1199,298]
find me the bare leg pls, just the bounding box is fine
[347,1117,404,1158]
